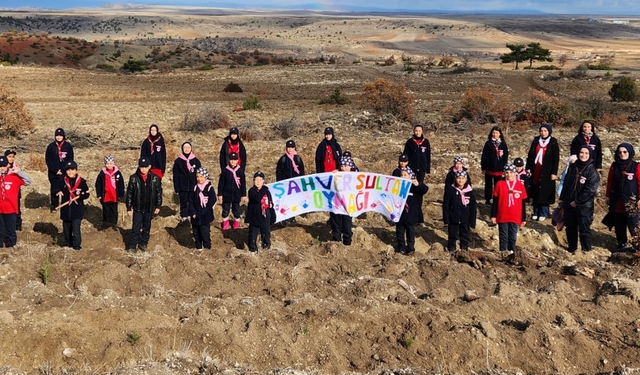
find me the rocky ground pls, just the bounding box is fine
[0,62,640,375]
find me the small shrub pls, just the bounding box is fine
[0,85,35,137]
[439,56,454,68]
[242,95,262,110]
[122,59,146,72]
[361,79,415,121]
[38,255,51,285]
[200,64,214,70]
[567,64,588,79]
[179,105,230,132]
[271,117,304,139]
[127,332,141,346]
[609,77,639,102]
[526,89,571,126]
[95,63,115,71]
[588,64,617,71]
[524,65,560,70]
[597,111,629,129]
[401,333,415,349]
[319,88,351,105]
[223,82,243,93]
[456,87,513,124]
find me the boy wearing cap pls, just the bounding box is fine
[443,170,476,252]
[126,157,163,251]
[332,152,359,245]
[219,127,247,172]
[55,161,90,251]
[5,149,23,231]
[392,154,410,177]
[245,171,274,252]
[396,168,429,255]
[173,142,201,221]
[140,124,167,179]
[45,128,74,212]
[403,124,431,183]
[0,156,31,247]
[217,152,247,230]
[514,157,530,201]
[491,163,528,252]
[95,156,125,227]
[444,156,472,187]
[189,167,216,250]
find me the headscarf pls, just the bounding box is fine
[614,143,635,165]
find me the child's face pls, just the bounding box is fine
[66,168,78,178]
[413,126,423,138]
[456,176,467,186]
[6,154,14,164]
[229,159,238,167]
[515,166,524,173]
[399,161,408,168]
[254,176,264,188]
[0,166,7,174]
[492,130,501,139]
[230,133,238,140]
[454,162,463,170]
[150,127,158,136]
[286,147,295,155]
[401,171,411,180]
[182,143,192,154]
[139,165,150,175]
[196,173,206,184]
[341,165,352,172]
[505,171,516,181]
[105,161,114,170]
[55,135,64,142]
[325,133,333,141]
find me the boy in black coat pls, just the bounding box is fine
[219,127,247,172]
[396,167,429,255]
[514,157,530,202]
[217,152,247,230]
[443,170,477,252]
[126,157,163,252]
[246,171,274,252]
[391,154,409,177]
[173,142,201,221]
[188,168,217,250]
[46,128,74,212]
[95,156,125,227]
[55,161,90,250]
[140,124,167,179]
[402,124,430,183]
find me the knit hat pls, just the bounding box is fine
[4,149,16,157]
[254,171,265,180]
[104,155,114,164]
[513,157,524,167]
[402,166,415,180]
[138,157,151,167]
[286,140,296,148]
[65,160,78,170]
[324,126,334,135]
[229,152,239,160]
[453,156,464,164]
[398,154,409,162]
[0,157,7,167]
[503,163,516,173]
[196,167,209,180]
[55,128,65,137]
[454,170,468,178]
[539,123,552,137]
[229,127,239,135]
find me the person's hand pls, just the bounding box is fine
[241,197,248,203]
[551,174,558,181]
[411,178,419,186]
[154,208,160,214]
[596,169,602,173]
[526,169,532,177]
[605,197,610,205]
[12,164,20,173]
[217,196,223,203]
[570,201,577,208]
[56,191,63,196]
[127,210,132,216]
[56,170,62,175]
[521,221,526,227]
[491,217,497,224]
[192,214,197,219]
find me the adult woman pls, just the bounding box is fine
[219,127,247,173]
[172,142,201,221]
[559,146,599,253]
[570,120,602,172]
[481,126,508,205]
[402,124,430,183]
[605,143,640,252]
[526,124,559,221]
[140,124,166,179]
[315,126,342,173]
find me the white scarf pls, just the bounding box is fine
[534,137,551,165]
[506,179,517,207]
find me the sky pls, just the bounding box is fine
[2,0,640,14]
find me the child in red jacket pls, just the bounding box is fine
[491,163,527,252]
[0,156,31,247]
[95,156,125,227]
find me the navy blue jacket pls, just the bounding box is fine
[45,141,74,177]
[95,168,125,203]
[217,166,246,202]
[219,137,247,172]
[442,183,477,228]
[481,140,509,173]
[55,176,90,221]
[140,135,167,174]
[172,156,201,193]
[276,154,305,181]
[444,166,472,188]
[315,139,342,173]
[188,182,217,225]
[399,182,429,225]
[245,186,274,227]
[570,134,602,170]
[403,136,431,174]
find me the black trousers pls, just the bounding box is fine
[49,174,62,208]
[62,219,82,250]
[222,202,241,220]
[498,222,519,251]
[102,201,118,224]
[614,212,639,245]
[484,174,501,202]
[248,213,271,252]
[130,211,152,248]
[416,170,426,184]
[396,222,416,252]
[178,191,190,218]
[192,224,211,249]
[0,213,17,247]
[330,213,353,245]
[564,206,592,252]
[447,223,470,251]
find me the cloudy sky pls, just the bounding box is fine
[3,0,640,14]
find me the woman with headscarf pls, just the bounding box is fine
[315,126,342,174]
[570,120,603,172]
[605,143,640,252]
[526,124,560,222]
[481,126,508,205]
[140,124,167,179]
[219,127,247,173]
[173,142,201,221]
[559,145,600,253]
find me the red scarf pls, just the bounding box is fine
[260,190,269,216]
[65,176,82,205]
[506,179,517,207]
[413,138,424,146]
[57,141,66,162]
[0,173,6,201]
[102,167,119,203]
[147,136,162,155]
[228,141,241,166]
[324,145,336,172]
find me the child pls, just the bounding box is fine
[189,168,216,250]
[391,154,409,177]
[246,171,274,252]
[55,161,90,251]
[481,126,508,205]
[514,157,530,196]
[173,142,201,221]
[0,156,31,247]
[5,149,23,231]
[95,156,125,227]
[140,124,166,179]
[217,152,247,230]
[276,139,305,225]
[219,127,247,172]
[443,170,477,252]
[45,128,74,212]
[444,156,472,187]
[332,152,359,246]
[491,163,527,252]
[126,157,163,252]
[396,167,429,255]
